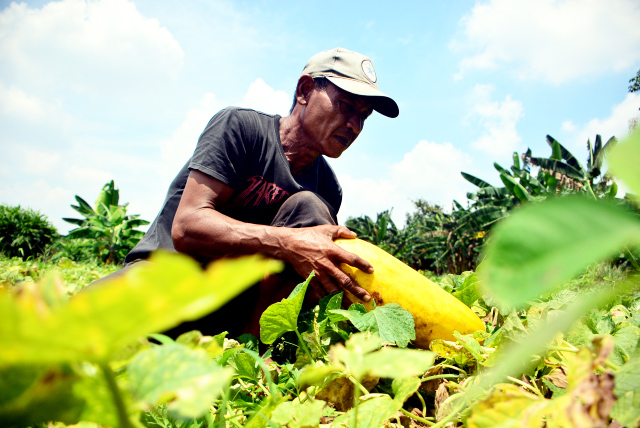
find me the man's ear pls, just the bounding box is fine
[296,75,315,106]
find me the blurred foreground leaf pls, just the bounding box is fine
[0,251,282,364]
[480,196,640,309]
[128,343,232,420]
[609,129,640,197]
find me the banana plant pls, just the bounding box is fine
[63,181,149,264]
[345,210,400,255]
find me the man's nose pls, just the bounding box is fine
[346,113,364,135]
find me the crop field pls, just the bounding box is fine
[1,131,639,427]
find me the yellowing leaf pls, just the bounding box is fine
[0,251,282,363]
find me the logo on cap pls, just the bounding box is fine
[361,60,377,83]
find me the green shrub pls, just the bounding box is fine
[46,236,100,263]
[0,204,59,259]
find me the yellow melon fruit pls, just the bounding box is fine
[334,238,485,348]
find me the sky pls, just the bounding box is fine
[1,0,639,234]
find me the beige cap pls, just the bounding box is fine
[301,47,399,118]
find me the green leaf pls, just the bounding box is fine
[0,364,86,426]
[616,357,640,395]
[318,292,344,325]
[270,399,326,428]
[329,303,416,347]
[128,343,232,420]
[244,394,288,428]
[611,390,640,428]
[259,273,312,345]
[461,172,493,189]
[611,355,640,426]
[361,347,436,379]
[609,129,640,197]
[333,395,399,428]
[480,196,640,308]
[0,251,282,363]
[391,376,421,404]
[466,384,542,428]
[228,350,260,381]
[332,333,435,381]
[452,273,482,307]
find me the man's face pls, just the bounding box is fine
[300,81,373,158]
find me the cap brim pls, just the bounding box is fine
[326,76,399,118]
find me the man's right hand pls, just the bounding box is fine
[274,225,373,302]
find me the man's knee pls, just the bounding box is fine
[271,191,337,228]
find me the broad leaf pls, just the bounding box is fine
[259,273,312,344]
[330,303,415,347]
[391,376,421,404]
[529,157,586,181]
[611,353,640,425]
[334,395,399,428]
[461,172,493,189]
[480,195,640,308]
[128,343,232,419]
[452,272,482,307]
[0,251,282,363]
[546,135,584,172]
[270,398,326,428]
[0,365,85,426]
[609,129,640,197]
[332,333,435,381]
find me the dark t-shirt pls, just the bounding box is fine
[125,107,342,264]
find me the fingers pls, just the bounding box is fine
[336,247,374,274]
[317,268,370,302]
[337,271,371,302]
[331,226,357,239]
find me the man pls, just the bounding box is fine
[123,47,399,337]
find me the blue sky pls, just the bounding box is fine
[1,0,639,234]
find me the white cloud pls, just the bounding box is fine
[24,149,61,175]
[160,92,225,176]
[0,0,184,99]
[237,78,291,116]
[63,165,113,189]
[561,120,577,132]
[453,0,640,84]
[567,92,640,151]
[338,140,475,226]
[467,84,524,156]
[0,82,72,130]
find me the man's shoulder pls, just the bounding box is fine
[217,106,279,122]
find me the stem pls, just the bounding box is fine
[547,346,579,353]
[507,376,543,397]
[435,364,468,376]
[416,389,427,417]
[351,376,360,428]
[294,330,315,363]
[421,374,463,382]
[561,340,579,351]
[399,408,434,426]
[99,362,134,428]
[347,375,370,395]
[606,360,620,371]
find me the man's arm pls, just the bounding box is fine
[172,169,373,301]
